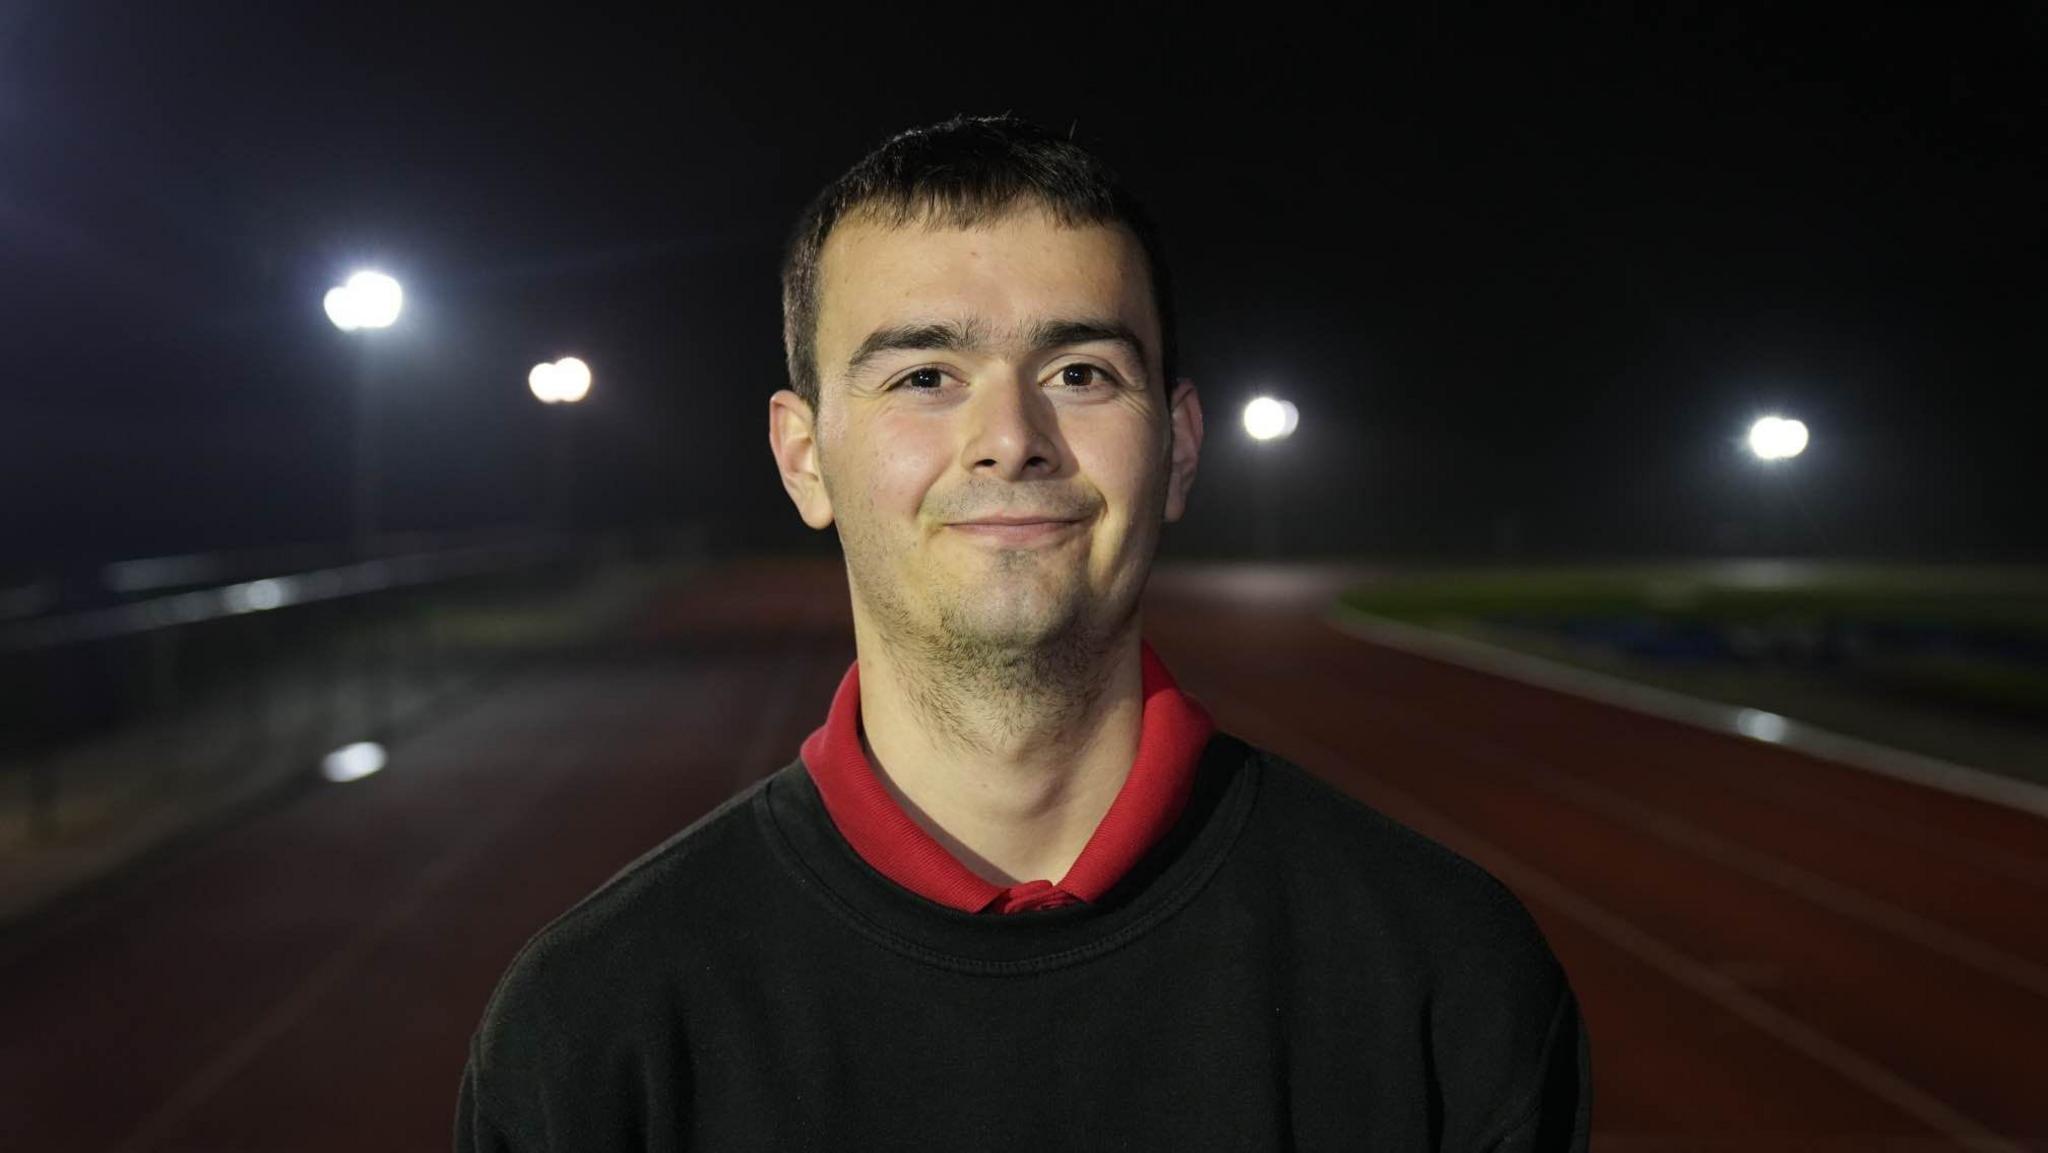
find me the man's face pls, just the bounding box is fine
[769,205,1203,660]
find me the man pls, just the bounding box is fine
[457,115,1590,1151]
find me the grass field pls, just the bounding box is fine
[1335,561,2048,779]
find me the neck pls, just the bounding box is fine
[853,614,1146,887]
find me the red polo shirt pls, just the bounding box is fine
[798,641,1216,914]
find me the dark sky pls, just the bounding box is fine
[4,1,2044,574]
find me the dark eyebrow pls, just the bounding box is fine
[1026,318,1152,382]
[843,319,992,380]
[840,316,1153,385]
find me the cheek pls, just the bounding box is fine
[1075,420,1167,526]
[863,416,950,516]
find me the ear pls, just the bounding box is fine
[768,389,835,530]
[1163,377,1203,523]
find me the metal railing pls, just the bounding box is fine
[0,532,608,869]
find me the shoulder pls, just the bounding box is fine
[1236,737,1565,993]
[1235,738,1586,1147]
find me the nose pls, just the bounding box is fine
[960,372,1065,481]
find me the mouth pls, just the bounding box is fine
[944,517,1085,546]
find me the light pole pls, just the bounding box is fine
[324,270,404,557]
[1744,414,1809,555]
[529,356,593,533]
[1242,396,1299,557]
[322,270,404,751]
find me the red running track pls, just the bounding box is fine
[2,558,2043,1151]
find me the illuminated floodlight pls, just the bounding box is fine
[551,356,591,403]
[1746,415,1809,461]
[1243,396,1299,441]
[322,287,357,330]
[528,362,558,401]
[321,741,387,783]
[324,270,404,331]
[529,356,593,404]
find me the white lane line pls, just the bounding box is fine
[1345,684,2048,1002]
[1325,608,2048,890]
[107,688,588,1153]
[1225,702,2026,1153]
[1325,606,2048,821]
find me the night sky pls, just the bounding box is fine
[5,2,2044,576]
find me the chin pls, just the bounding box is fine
[936,583,1090,650]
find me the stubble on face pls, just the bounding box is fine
[811,207,1173,755]
[824,448,1135,754]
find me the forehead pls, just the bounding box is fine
[814,207,1159,375]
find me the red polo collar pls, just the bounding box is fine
[799,641,1215,915]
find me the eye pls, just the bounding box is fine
[1057,364,1114,389]
[894,367,945,392]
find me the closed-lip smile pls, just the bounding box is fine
[945,515,1085,544]
[951,515,1080,526]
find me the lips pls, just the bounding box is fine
[950,516,1080,527]
[945,517,1084,545]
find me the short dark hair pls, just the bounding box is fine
[779,115,1178,411]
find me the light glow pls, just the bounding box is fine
[321,741,387,783]
[1243,396,1299,441]
[324,271,404,331]
[222,577,292,614]
[529,356,593,404]
[1734,708,1790,744]
[1747,416,1809,461]
[528,362,558,401]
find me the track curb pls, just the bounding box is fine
[1324,605,2048,821]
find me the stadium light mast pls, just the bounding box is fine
[1242,395,1300,557]
[1742,413,1810,557]
[325,270,405,556]
[529,356,594,531]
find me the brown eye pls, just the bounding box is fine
[1060,364,1107,388]
[902,368,943,391]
